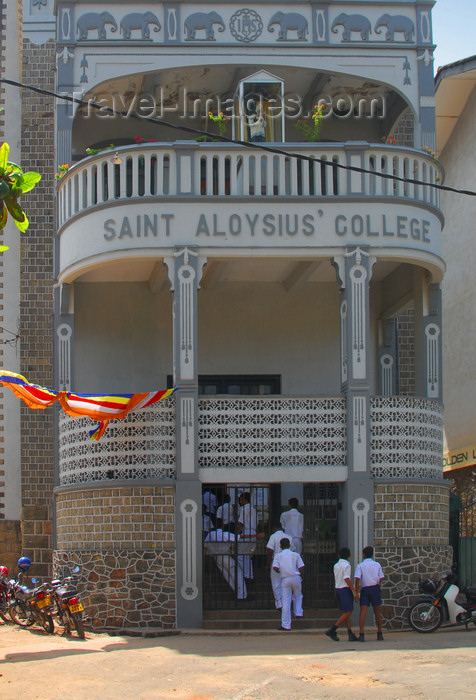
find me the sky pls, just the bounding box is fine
[432,0,475,71]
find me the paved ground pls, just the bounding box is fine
[1,621,476,699]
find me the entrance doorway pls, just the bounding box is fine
[202,482,338,610]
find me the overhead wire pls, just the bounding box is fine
[1,77,475,197]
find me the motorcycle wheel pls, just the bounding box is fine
[408,601,442,632]
[39,613,55,634]
[70,611,86,639]
[9,601,35,627]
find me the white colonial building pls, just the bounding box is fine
[0,0,451,630]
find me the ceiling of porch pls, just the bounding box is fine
[77,256,401,290]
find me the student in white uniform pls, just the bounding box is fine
[266,521,287,609]
[273,537,304,630]
[280,498,304,553]
[237,492,258,581]
[354,545,385,641]
[204,528,247,600]
[325,546,359,642]
[216,494,234,533]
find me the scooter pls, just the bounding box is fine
[408,570,476,633]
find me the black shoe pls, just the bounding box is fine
[278,626,290,631]
[325,628,339,642]
[356,633,365,642]
[348,631,358,641]
[377,632,384,641]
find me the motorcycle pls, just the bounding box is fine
[50,566,86,639]
[0,566,12,622]
[9,578,55,633]
[408,570,476,633]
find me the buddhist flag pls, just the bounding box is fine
[0,370,177,440]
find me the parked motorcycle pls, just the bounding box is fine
[8,556,55,633]
[0,566,11,622]
[9,579,55,633]
[408,570,476,633]
[50,566,86,639]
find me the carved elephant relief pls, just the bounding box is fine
[267,12,308,40]
[184,11,225,41]
[374,14,415,42]
[77,11,117,40]
[120,12,161,40]
[331,13,371,41]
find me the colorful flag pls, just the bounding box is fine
[0,370,177,440]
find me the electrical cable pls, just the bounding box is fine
[1,77,475,197]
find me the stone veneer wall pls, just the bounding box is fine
[374,481,452,629]
[19,38,56,577]
[54,485,176,629]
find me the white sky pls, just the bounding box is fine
[432,0,475,71]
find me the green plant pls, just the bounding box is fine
[86,143,115,155]
[294,104,323,142]
[207,111,231,138]
[54,163,70,180]
[0,141,41,239]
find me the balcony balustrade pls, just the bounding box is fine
[56,395,443,486]
[57,142,443,229]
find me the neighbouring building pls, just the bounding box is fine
[436,55,476,588]
[0,0,452,630]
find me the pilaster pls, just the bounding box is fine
[334,246,375,565]
[165,247,206,628]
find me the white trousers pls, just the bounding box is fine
[270,568,282,609]
[215,555,247,600]
[281,575,303,630]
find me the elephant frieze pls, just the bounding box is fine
[184,11,225,41]
[331,13,371,41]
[374,14,415,42]
[267,12,308,41]
[77,11,117,40]
[120,12,161,40]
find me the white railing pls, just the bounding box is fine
[57,395,443,485]
[57,142,443,229]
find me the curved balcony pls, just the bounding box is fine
[57,142,443,229]
[56,395,443,488]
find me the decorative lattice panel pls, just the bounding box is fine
[198,397,347,468]
[58,398,176,485]
[370,397,443,479]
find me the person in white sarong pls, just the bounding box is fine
[237,492,258,581]
[204,528,247,600]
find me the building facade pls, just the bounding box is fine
[0,0,451,630]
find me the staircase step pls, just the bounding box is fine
[203,607,339,630]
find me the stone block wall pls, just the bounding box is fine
[0,521,22,573]
[19,38,56,577]
[374,480,452,628]
[397,308,416,395]
[54,485,176,629]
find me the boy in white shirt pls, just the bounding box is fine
[266,521,287,609]
[325,546,359,642]
[354,545,385,641]
[273,537,304,630]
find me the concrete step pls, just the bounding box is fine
[203,607,339,630]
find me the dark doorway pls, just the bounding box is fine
[202,482,338,611]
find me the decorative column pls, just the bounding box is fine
[379,319,397,396]
[333,246,376,564]
[165,247,207,628]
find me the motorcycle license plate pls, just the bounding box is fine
[68,602,84,613]
[36,596,51,609]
